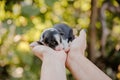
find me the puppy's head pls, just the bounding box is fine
[40,28,63,50]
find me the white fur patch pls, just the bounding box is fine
[54,34,61,44]
[62,39,68,49]
[40,28,56,42]
[49,28,56,31]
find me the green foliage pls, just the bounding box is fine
[0,0,120,80]
[45,0,58,6]
[21,5,40,17]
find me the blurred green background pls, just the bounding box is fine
[0,0,120,80]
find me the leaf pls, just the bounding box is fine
[21,5,40,17]
[44,0,58,7]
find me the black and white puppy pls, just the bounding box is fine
[37,23,75,51]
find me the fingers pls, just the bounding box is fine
[72,29,86,46]
[70,29,87,55]
[78,29,87,50]
[32,45,43,60]
[30,29,87,59]
[30,42,39,48]
[79,29,86,41]
[30,42,54,60]
[32,45,53,54]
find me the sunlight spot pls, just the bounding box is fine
[40,6,47,13]
[61,0,68,7]
[7,19,12,24]
[112,25,120,37]
[19,16,27,26]
[81,0,91,11]
[113,0,119,7]
[24,0,33,5]
[74,1,80,8]
[17,42,30,52]
[115,44,120,51]
[12,4,21,15]
[53,2,64,15]
[32,17,41,25]
[77,18,90,28]
[12,67,23,78]
[117,73,120,79]
[0,38,1,44]
[14,35,21,42]
[118,65,120,71]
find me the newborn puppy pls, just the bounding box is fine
[37,23,75,51]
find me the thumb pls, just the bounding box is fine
[78,29,87,50]
[70,29,87,54]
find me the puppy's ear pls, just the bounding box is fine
[40,32,45,42]
[68,29,75,42]
[59,32,64,36]
[56,28,64,36]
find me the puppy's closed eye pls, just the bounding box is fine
[37,41,44,45]
[52,41,58,45]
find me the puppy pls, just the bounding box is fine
[37,23,75,51]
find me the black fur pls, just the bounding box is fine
[37,23,74,49]
[54,23,74,42]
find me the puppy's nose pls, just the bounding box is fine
[55,44,64,51]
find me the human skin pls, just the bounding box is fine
[66,30,111,80]
[30,29,112,80]
[30,43,67,80]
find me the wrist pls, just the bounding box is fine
[41,54,67,80]
[68,50,83,59]
[43,54,66,66]
[66,52,83,69]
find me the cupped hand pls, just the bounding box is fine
[69,29,87,56]
[30,42,67,64]
[29,29,86,66]
[66,29,87,68]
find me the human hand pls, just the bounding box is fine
[30,42,67,80]
[65,30,111,80]
[66,29,87,67]
[69,29,87,56]
[30,42,67,64]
